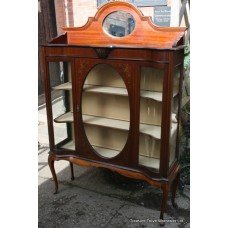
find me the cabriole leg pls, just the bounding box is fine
[159,183,169,226]
[171,172,180,208]
[48,154,58,194]
[70,162,74,180]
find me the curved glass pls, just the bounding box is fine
[103,11,135,37]
[82,64,130,158]
[169,67,181,167]
[139,67,164,171]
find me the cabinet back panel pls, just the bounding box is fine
[84,125,127,152]
[141,67,163,92]
[85,64,125,88]
[82,93,162,126]
[82,93,130,121]
[140,98,162,126]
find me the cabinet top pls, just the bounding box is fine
[48,0,186,50]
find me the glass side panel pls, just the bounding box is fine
[81,64,130,158]
[169,67,181,167]
[48,62,75,150]
[139,67,164,171]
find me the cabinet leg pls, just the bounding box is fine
[171,172,180,208]
[70,162,74,180]
[159,183,169,225]
[48,154,58,194]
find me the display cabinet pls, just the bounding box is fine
[41,1,186,221]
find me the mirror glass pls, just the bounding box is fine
[103,11,135,37]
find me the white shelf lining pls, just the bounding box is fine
[54,112,74,123]
[60,140,160,169]
[53,82,72,90]
[92,146,120,158]
[52,83,178,102]
[139,155,160,169]
[84,85,179,102]
[54,112,175,140]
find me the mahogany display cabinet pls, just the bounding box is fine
[41,1,186,221]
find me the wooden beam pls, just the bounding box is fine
[179,0,188,26]
[184,8,190,28]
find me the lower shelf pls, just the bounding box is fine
[59,140,160,169]
[93,146,120,158]
[60,141,120,157]
[139,155,159,170]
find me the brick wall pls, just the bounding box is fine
[55,0,75,34]
[54,0,66,35]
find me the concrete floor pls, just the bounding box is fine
[38,102,190,228]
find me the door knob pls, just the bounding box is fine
[76,105,80,113]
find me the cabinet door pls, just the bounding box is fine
[74,58,139,166]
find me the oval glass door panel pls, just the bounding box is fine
[82,64,130,158]
[103,11,135,37]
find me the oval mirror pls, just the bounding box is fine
[103,11,135,37]
[82,64,130,158]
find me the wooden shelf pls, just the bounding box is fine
[83,114,130,131]
[139,155,159,169]
[139,155,175,170]
[59,140,175,170]
[141,90,163,102]
[60,140,160,169]
[84,84,128,96]
[54,112,74,123]
[92,146,120,158]
[61,140,75,150]
[84,85,178,102]
[53,83,178,102]
[55,112,177,140]
[55,112,168,140]
[53,82,72,90]
[60,140,120,158]
[60,140,161,170]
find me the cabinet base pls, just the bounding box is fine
[48,153,180,221]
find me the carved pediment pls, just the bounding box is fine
[53,1,186,49]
